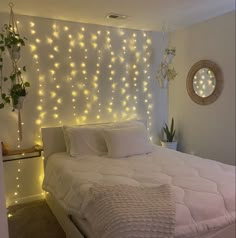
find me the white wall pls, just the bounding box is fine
[0,147,9,238]
[169,11,235,165]
[0,13,168,205]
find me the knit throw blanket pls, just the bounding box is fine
[80,184,176,238]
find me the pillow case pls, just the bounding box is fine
[62,119,145,154]
[66,126,107,157]
[103,124,152,158]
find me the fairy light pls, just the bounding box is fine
[64,26,69,31]
[6,24,157,207]
[47,37,53,44]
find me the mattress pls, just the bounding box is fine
[43,145,235,238]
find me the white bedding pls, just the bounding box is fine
[43,145,235,238]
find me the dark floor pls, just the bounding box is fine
[7,199,66,238]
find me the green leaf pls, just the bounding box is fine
[5,97,10,104]
[163,119,176,142]
[170,118,174,134]
[19,39,25,46]
[0,103,4,109]
[24,82,30,87]
[10,74,16,81]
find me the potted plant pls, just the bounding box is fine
[161,118,178,150]
[1,24,26,60]
[10,81,30,110]
[0,3,29,140]
[0,22,29,110]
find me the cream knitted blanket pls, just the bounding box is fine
[80,184,176,238]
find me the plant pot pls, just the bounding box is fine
[161,141,178,150]
[8,45,21,62]
[13,96,25,110]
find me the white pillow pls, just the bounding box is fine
[66,126,107,156]
[103,124,152,158]
[62,120,145,153]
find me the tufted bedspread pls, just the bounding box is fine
[43,145,235,238]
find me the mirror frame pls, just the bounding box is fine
[186,60,223,105]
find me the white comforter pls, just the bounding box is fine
[43,145,235,238]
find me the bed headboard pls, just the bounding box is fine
[41,126,66,166]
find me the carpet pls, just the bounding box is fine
[8,199,66,238]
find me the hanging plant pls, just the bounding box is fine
[0,22,29,110]
[0,3,29,111]
[0,3,30,140]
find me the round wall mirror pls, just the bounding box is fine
[186,60,223,105]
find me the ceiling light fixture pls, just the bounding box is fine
[105,13,127,20]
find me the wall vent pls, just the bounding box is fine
[106,13,127,20]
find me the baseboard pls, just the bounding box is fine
[7,193,45,207]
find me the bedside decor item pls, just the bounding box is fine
[0,3,29,140]
[186,60,223,105]
[156,26,177,88]
[157,47,177,88]
[161,117,178,150]
[157,24,177,88]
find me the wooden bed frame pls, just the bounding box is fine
[41,126,235,238]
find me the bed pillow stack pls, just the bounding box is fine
[63,120,152,158]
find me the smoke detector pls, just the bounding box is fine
[106,13,128,20]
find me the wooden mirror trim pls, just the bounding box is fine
[186,60,223,105]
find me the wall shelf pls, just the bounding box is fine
[2,145,43,162]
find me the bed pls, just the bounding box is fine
[41,121,235,238]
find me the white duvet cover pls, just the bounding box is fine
[43,145,235,238]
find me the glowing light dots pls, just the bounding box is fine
[35,38,41,43]
[30,44,37,52]
[54,62,60,68]
[47,37,53,44]
[37,105,43,111]
[33,54,39,60]
[70,62,75,68]
[53,46,59,52]
[83,89,90,95]
[64,26,69,31]
[49,54,54,59]
[57,98,62,104]
[72,91,77,97]
[28,22,156,143]
[53,31,59,38]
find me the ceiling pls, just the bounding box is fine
[0,0,235,32]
